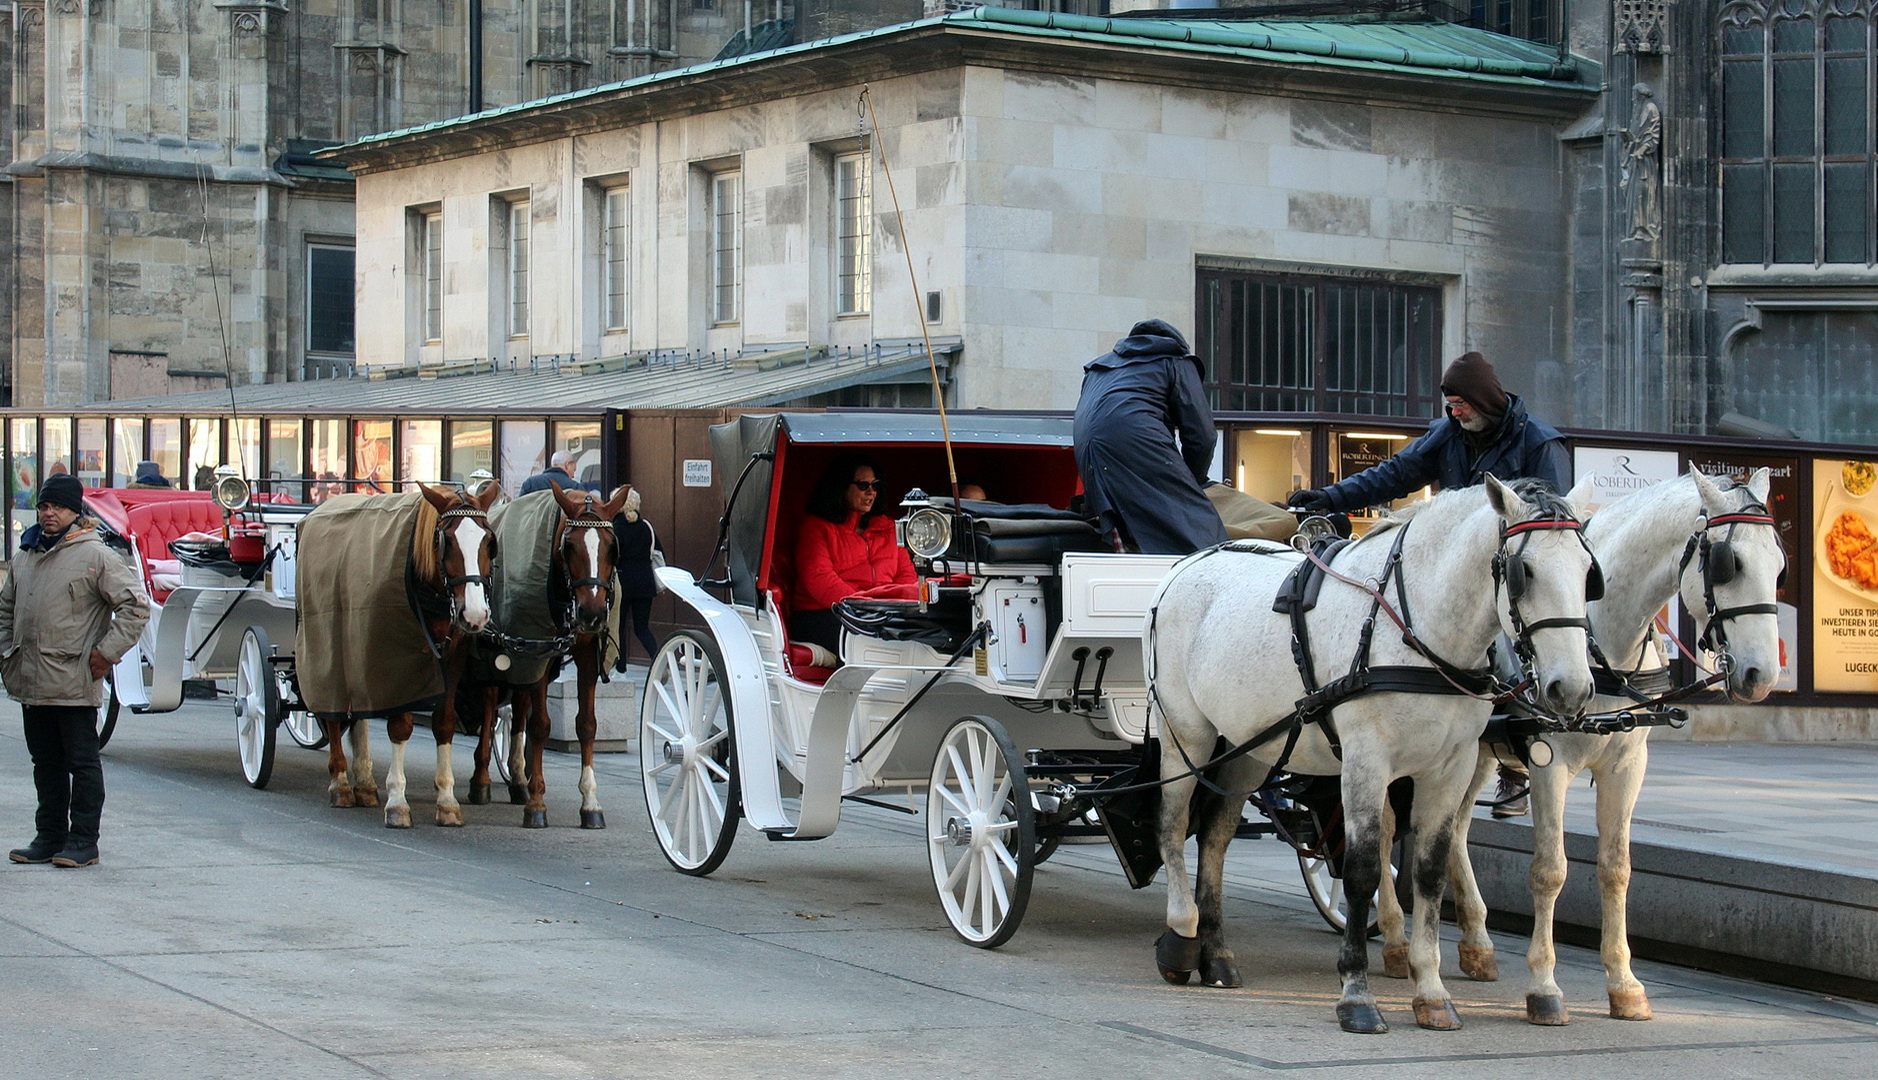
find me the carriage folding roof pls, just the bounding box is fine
[708,412,1078,606]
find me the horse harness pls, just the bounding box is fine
[1676,498,1781,661]
[410,505,496,652]
[1147,509,1592,794]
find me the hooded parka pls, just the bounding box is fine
[1073,319,1228,555]
[0,524,149,707]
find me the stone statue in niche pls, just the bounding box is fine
[1622,83,1663,244]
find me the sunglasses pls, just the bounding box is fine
[850,480,882,492]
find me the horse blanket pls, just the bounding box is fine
[295,492,442,715]
[478,490,621,686]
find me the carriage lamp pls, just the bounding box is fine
[899,488,953,562]
[467,468,497,498]
[211,464,252,512]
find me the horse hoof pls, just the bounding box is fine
[1458,943,1499,982]
[329,791,354,809]
[467,784,492,806]
[1609,989,1653,1021]
[580,810,606,830]
[384,807,412,829]
[522,810,548,829]
[1154,930,1203,981]
[1381,945,1410,980]
[1336,1001,1388,1034]
[1200,957,1242,988]
[508,784,529,805]
[356,791,380,808]
[436,809,464,827]
[1526,993,1571,1026]
[1412,998,1462,1031]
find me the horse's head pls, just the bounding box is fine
[420,481,501,633]
[551,481,631,634]
[1686,468,1785,702]
[1485,473,1597,717]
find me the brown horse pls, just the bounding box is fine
[316,481,502,826]
[467,481,629,828]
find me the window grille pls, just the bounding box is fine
[835,152,872,316]
[711,171,742,325]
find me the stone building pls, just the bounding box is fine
[333,7,1593,420]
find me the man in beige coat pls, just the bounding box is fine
[1,474,149,868]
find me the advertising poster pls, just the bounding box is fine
[1572,446,1680,511]
[1693,453,1800,692]
[1812,457,1878,692]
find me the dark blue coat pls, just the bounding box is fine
[519,467,589,496]
[1318,393,1569,512]
[1073,324,1228,555]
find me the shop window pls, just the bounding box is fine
[1195,268,1443,418]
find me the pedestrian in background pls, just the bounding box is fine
[1,474,150,868]
[127,460,172,489]
[612,485,665,670]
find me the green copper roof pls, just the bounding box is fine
[337,7,1590,154]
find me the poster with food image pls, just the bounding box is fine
[1813,457,1878,692]
[1692,454,1799,692]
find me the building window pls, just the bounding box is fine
[1466,0,1559,44]
[1195,268,1443,417]
[835,151,872,316]
[509,201,531,337]
[423,213,443,343]
[605,186,630,331]
[1721,0,1876,265]
[711,170,742,325]
[307,243,356,355]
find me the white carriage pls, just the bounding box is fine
[85,475,317,786]
[640,413,1357,946]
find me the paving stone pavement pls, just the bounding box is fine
[2,683,1875,1079]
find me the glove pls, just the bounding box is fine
[1289,489,1333,513]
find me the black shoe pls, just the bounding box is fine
[8,841,61,864]
[1491,774,1529,818]
[50,844,99,868]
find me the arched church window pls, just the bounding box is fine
[1720,0,1876,265]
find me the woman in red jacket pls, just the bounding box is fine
[792,454,915,654]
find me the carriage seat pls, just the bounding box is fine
[936,498,1110,564]
[766,585,835,685]
[123,500,230,603]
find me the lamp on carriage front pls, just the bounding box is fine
[898,487,952,562]
[211,464,251,512]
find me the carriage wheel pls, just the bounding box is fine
[1298,834,1404,937]
[640,630,740,875]
[280,664,326,750]
[490,702,516,785]
[927,715,1036,948]
[234,626,280,789]
[96,675,121,750]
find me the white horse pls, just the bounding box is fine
[1147,475,1598,1034]
[1398,468,1786,1025]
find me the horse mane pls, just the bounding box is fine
[412,492,441,586]
[1504,476,1576,520]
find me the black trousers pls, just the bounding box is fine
[626,596,658,660]
[22,703,105,848]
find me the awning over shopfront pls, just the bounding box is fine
[84,341,958,416]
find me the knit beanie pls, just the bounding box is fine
[37,473,85,515]
[1440,352,1509,418]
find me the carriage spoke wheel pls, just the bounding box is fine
[490,702,516,786]
[640,631,740,875]
[234,626,280,789]
[280,667,325,750]
[927,716,1035,948]
[1298,834,1403,937]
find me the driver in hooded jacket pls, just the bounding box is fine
[1074,319,1229,555]
[1289,351,1568,817]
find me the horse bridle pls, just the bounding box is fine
[1492,514,1603,689]
[1674,496,1782,665]
[434,505,495,632]
[555,514,617,633]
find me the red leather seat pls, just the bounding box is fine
[766,585,833,685]
[124,499,228,603]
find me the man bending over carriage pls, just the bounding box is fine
[1074,319,1229,555]
[1288,351,1570,816]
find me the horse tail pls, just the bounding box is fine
[412,493,441,586]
